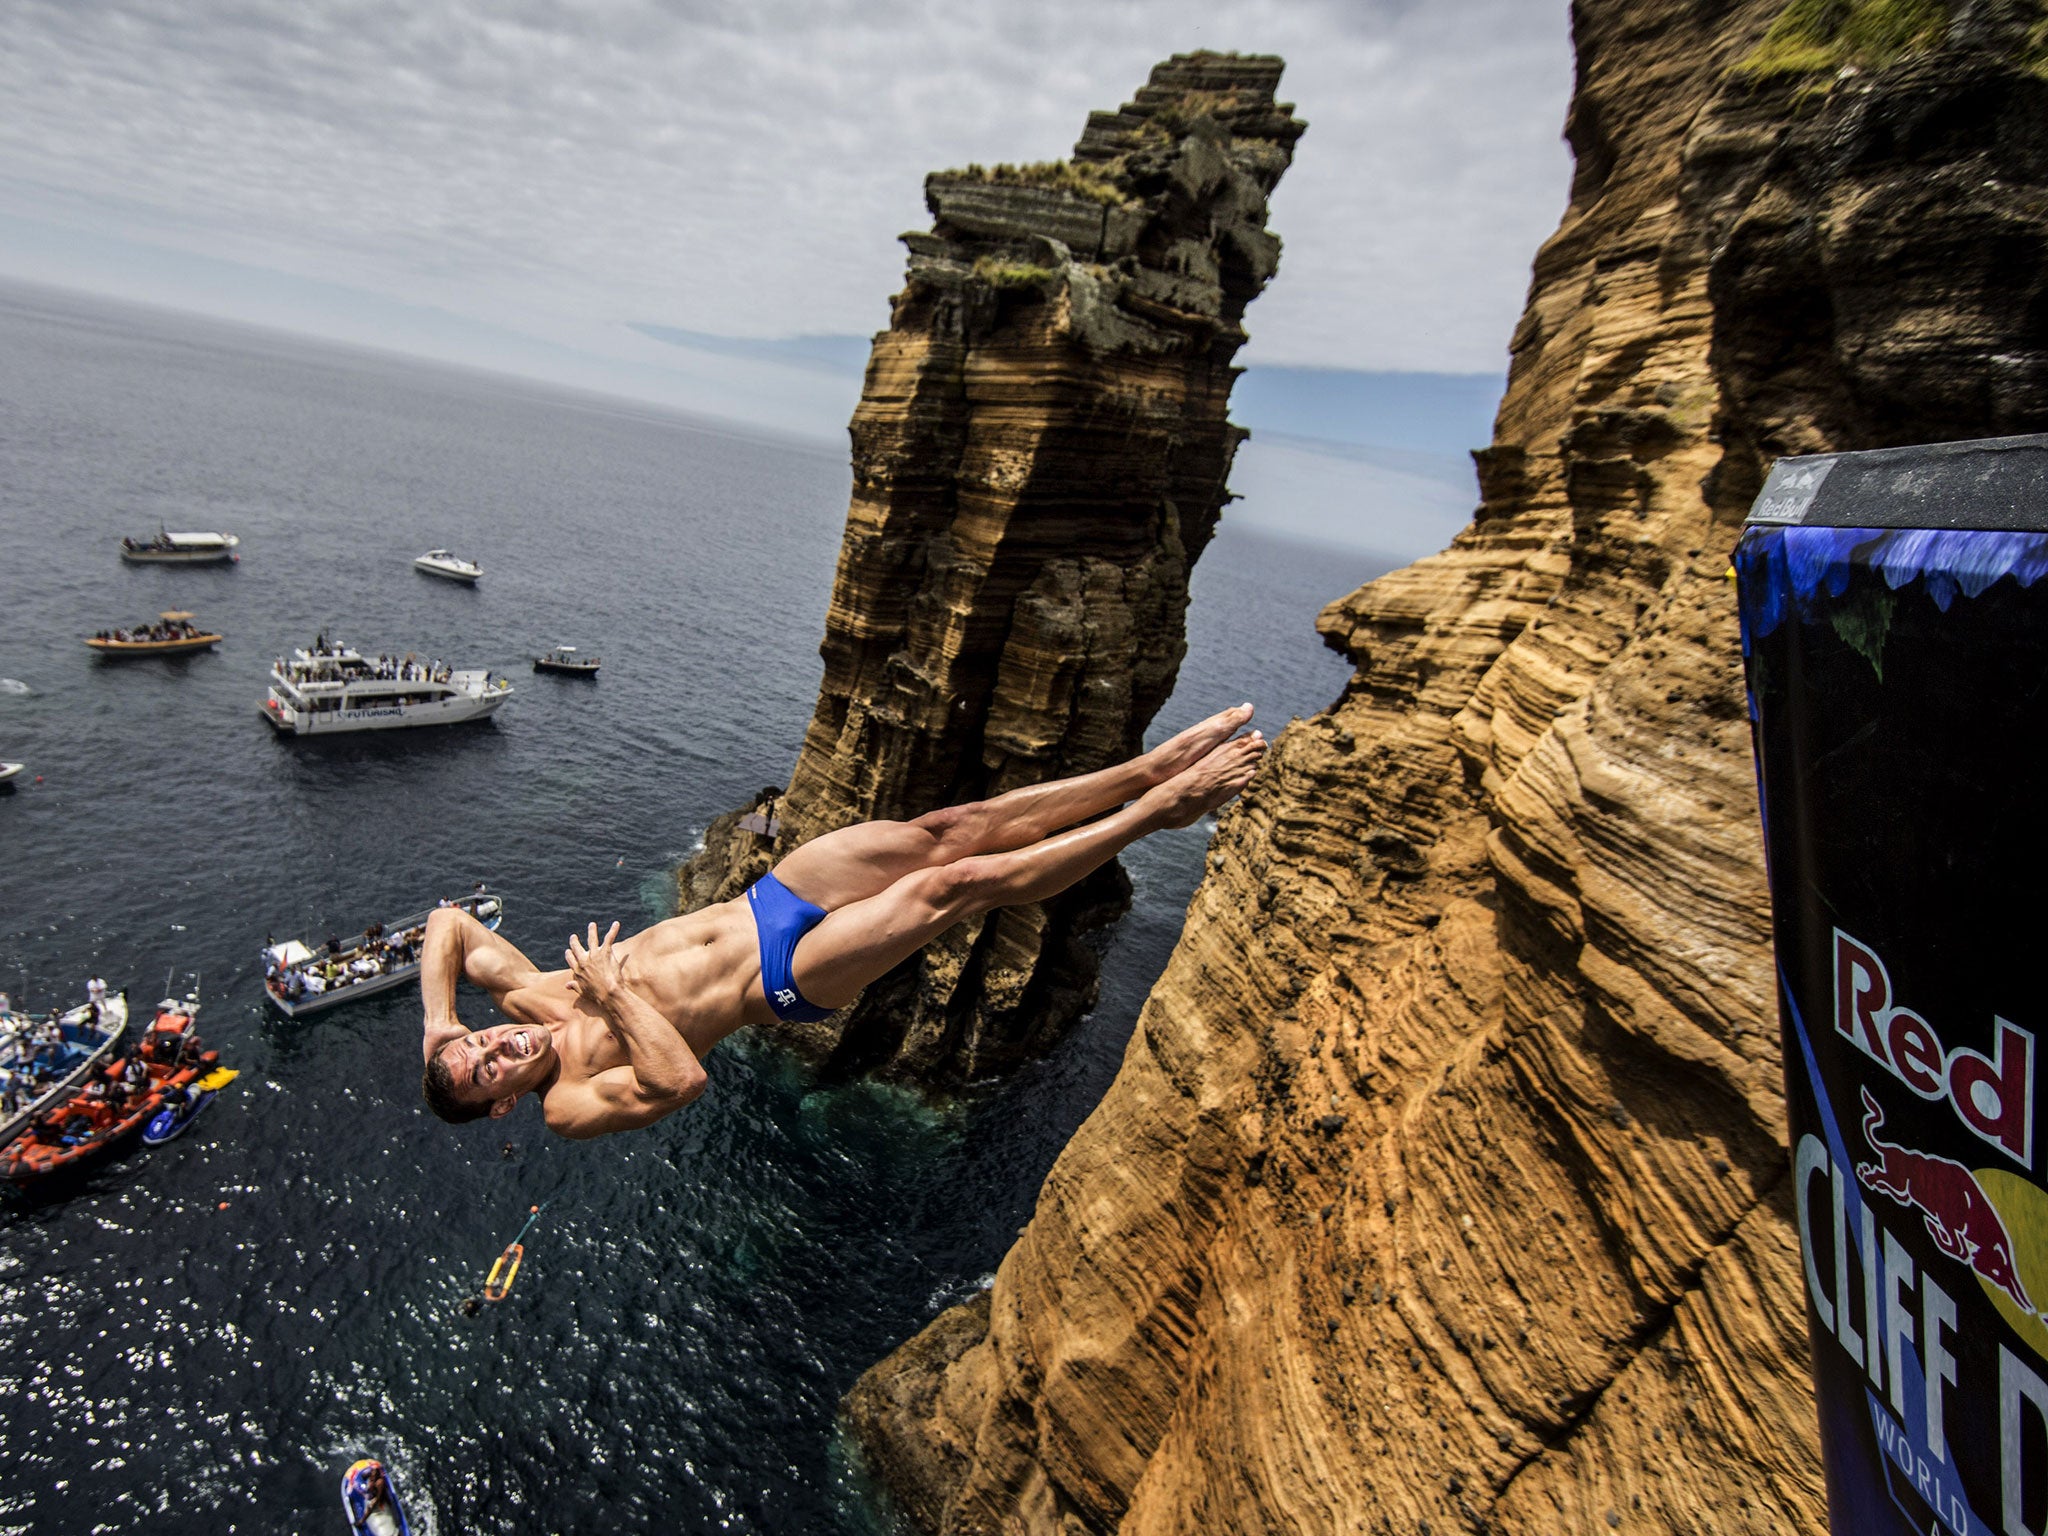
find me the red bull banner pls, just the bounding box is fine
[1736,434,2048,1536]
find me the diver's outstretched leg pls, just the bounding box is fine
[769,704,1254,911]
[788,732,1266,1008]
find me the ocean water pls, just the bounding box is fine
[0,279,1385,1534]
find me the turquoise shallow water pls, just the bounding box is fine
[0,278,1385,1534]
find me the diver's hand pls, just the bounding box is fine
[422,1014,469,1064]
[565,920,626,1004]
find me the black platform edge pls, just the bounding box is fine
[1745,433,2048,534]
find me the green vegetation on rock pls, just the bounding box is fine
[1734,0,1951,76]
[938,160,1130,207]
[1153,88,1247,134]
[970,256,1059,291]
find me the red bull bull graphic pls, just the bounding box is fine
[1860,1085,2034,1316]
[1739,435,2048,1536]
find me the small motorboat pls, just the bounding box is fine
[86,611,223,658]
[0,763,22,789]
[0,990,130,1148]
[0,992,215,1183]
[119,528,240,565]
[341,1458,414,1536]
[413,549,481,584]
[264,889,504,1018]
[532,644,600,676]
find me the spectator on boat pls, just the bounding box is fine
[122,1057,148,1090]
[86,976,107,1021]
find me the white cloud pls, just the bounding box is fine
[0,0,1574,379]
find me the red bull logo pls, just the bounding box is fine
[1835,929,2035,1167]
[1858,1086,2034,1315]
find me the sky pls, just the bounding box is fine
[0,0,1578,556]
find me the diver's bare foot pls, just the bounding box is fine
[1146,703,1254,784]
[1144,731,1266,828]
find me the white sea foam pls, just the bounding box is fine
[0,678,31,695]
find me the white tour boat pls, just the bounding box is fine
[120,529,241,565]
[260,642,513,735]
[414,549,481,584]
[263,891,503,1018]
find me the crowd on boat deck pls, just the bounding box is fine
[364,655,451,684]
[282,640,452,686]
[0,1014,70,1115]
[0,983,113,1116]
[95,618,202,643]
[268,922,427,1000]
[21,1044,180,1145]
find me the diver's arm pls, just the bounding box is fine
[419,906,542,1064]
[561,922,707,1110]
[419,908,471,1063]
[543,1062,701,1140]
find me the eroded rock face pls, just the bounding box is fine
[843,4,2048,1532]
[680,53,1303,1081]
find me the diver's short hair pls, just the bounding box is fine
[423,1038,490,1124]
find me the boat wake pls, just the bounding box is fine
[0,678,32,695]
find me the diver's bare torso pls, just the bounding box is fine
[489,897,774,1119]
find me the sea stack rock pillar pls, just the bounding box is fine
[681,52,1304,1080]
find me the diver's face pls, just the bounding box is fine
[450,1023,554,1108]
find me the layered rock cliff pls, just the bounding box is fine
[681,53,1303,1080]
[844,4,2048,1532]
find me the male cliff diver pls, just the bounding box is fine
[418,704,1266,1140]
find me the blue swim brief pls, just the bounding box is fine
[747,871,837,1023]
